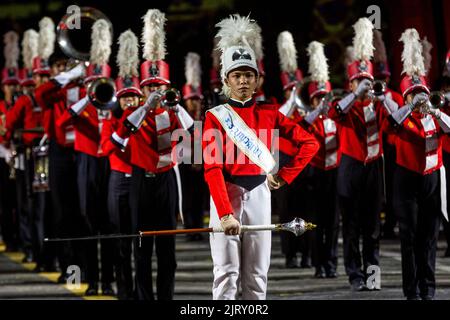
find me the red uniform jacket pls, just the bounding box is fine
[101,112,133,174]
[383,111,444,175]
[203,98,319,218]
[34,80,81,148]
[329,99,388,164]
[294,111,342,171]
[6,94,43,146]
[0,100,12,144]
[57,102,108,158]
[441,103,450,154]
[384,88,404,146]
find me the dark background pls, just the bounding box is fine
[1,0,449,101]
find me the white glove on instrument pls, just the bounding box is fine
[355,79,372,98]
[53,63,86,87]
[220,214,241,235]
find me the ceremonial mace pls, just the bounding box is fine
[44,218,316,244]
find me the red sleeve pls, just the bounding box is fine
[35,80,63,110]
[202,112,233,219]
[5,96,26,132]
[276,111,319,184]
[101,118,116,156]
[56,107,74,128]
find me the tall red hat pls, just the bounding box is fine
[19,68,35,87]
[116,76,142,97]
[399,28,430,97]
[1,68,20,85]
[34,17,55,76]
[277,31,303,91]
[306,41,331,99]
[347,18,375,82]
[182,52,203,100]
[140,60,170,87]
[347,60,374,81]
[308,81,332,99]
[85,63,111,84]
[182,84,203,100]
[374,61,391,78]
[280,70,303,91]
[115,30,142,98]
[141,10,170,87]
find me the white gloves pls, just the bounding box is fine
[54,63,86,87]
[143,90,163,110]
[355,79,372,98]
[220,214,241,235]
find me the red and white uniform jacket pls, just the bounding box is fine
[6,94,43,146]
[383,111,445,175]
[35,80,80,148]
[441,103,450,154]
[294,112,341,171]
[329,99,388,164]
[101,110,134,175]
[57,101,109,158]
[203,98,319,218]
[112,106,186,174]
[0,100,12,144]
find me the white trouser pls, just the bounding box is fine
[209,180,272,300]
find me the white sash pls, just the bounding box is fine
[208,104,276,174]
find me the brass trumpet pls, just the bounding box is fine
[428,91,445,109]
[86,77,117,110]
[160,88,181,108]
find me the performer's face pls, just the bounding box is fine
[225,67,258,101]
[311,96,322,108]
[119,94,141,110]
[33,74,49,87]
[2,84,17,100]
[51,60,68,76]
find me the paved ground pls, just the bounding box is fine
[1,231,450,300]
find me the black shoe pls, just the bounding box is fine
[300,257,312,269]
[314,267,326,278]
[101,283,115,296]
[406,295,421,300]
[350,279,367,292]
[421,295,434,300]
[22,251,33,263]
[326,270,338,278]
[85,284,98,296]
[285,256,300,268]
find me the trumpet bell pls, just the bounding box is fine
[57,7,113,61]
[87,77,117,110]
[160,88,181,108]
[429,91,445,109]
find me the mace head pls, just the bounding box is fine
[280,217,316,236]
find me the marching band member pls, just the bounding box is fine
[0,31,20,253]
[111,9,194,300]
[300,41,341,278]
[57,19,114,296]
[101,29,142,300]
[328,18,391,291]
[181,52,208,241]
[441,50,450,258]
[276,30,310,268]
[204,14,319,300]
[383,29,450,300]
[373,29,403,239]
[34,48,84,284]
